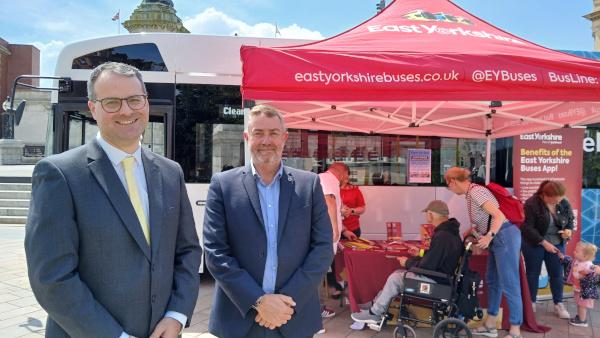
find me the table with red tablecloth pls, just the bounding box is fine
[334,240,414,311]
[336,245,550,333]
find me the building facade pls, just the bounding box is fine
[585,0,600,50]
[123,0,189,33]
[0,38,43,164]
[0,38,40,112]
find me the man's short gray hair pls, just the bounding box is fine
[247,105,287,131]
[87,62,147,100]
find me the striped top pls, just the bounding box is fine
[467,183,499,235]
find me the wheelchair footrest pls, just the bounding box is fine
[366,314,389,332]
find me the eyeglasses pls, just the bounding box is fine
[93,95,147,113]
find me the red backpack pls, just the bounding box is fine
[484,182,525,227]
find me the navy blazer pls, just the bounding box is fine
[25,140,201,337]
[204,165,333,338]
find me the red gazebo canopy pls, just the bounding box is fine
[241,0,600,138]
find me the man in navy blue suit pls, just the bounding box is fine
[203,105,334,337]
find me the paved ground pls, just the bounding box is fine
[2,225,600,337]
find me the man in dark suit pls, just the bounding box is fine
[203,105,334,337]
[25,62,201,338]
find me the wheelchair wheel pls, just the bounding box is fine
[393,324,416,338]
[433,318,472,338]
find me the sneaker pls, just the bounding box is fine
[316,328,326,334]
[531,302,536,313]
[350,309,381,325]
[321,306,336,318]
[569,315,588,327]
[554,302,570,319]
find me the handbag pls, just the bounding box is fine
[580,272,600,300]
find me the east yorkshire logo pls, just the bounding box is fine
[403,10,473,26]
[367,9,525,45]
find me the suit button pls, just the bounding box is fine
[151,264,156,272]
[151,295,156,303]
[259,252,265,258]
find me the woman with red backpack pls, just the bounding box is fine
[445,167,523,338]
[521,180,574,319]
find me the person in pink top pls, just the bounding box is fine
[569,241,598,327]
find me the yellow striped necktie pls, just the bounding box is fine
[121,156,150,244]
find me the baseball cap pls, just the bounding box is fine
[421,200,449,216]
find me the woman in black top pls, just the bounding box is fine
[521,180,574,319]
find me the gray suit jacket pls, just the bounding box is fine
[25,139,201,338]
[204,165,333,338]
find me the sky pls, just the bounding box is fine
[0,0,596,81]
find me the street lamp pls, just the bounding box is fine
[1,96,26,140]
[1,75,71,140]
[1,96,14,140]
[1,97,9,112]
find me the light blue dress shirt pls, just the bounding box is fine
[95,134,187,337]
[251,162,284,294]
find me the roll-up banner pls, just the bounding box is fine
[513,128,584,256]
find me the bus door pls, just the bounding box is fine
[53,100,173,156]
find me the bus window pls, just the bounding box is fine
[143,121,166,156]
[66,112,98,150]
[68,117,82,150]
[56,107,168,155]
[72,43,168,71]
[175,84,244,183]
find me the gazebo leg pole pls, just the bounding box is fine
[485,134,491,185]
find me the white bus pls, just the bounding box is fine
[50,33,310,262]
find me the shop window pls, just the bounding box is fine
[282,130,511,187]
[583,125,600,188]
[283,131,440,186]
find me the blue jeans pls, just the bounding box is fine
[522,241,565,304]
[486,222,523,326]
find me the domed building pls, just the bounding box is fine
[123,0,189,33]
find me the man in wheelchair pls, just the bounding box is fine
[351,200,463,325]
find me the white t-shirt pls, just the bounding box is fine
[319,171,343,253]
